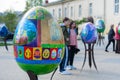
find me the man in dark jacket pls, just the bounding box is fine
[105,24,115,52]
[59,17,71,75]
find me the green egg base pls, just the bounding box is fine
[17,62,58,75]
[97,28,105,33]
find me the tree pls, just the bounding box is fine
[75,18,86,26]
[24,0,43,13]
[0,16,4,23]
[3,10,18,32]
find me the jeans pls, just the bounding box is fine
[59,46,69,72]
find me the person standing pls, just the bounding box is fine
[66,21,80,70]
[59,17,71,75]
[115,23,120,53]
[105,24,115,52]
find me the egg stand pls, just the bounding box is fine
[81,41,98,71]
[97,33,104,46]
[26,66,58,80]
[27,71,38,80]
[0,27,13,50]
[0,33,14,51]
[0,37,8,50]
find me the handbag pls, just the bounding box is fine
[74,48,80,54]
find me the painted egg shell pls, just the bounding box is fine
[118,26,120,34]
[80,23,98,43]
[13,6,65,75]
[95,19,105,33]
[0,24,8,37]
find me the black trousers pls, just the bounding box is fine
[116,40,120,53]
[105,39,115,51]
[67,45,76,66]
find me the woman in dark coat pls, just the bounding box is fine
[105,24,115,52]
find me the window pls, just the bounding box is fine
[71,7,73,17]
[114,0,119,14]
[79,5,82,17]
[58,8,61,18]
[64,7,67,17]
[89,3,92,16]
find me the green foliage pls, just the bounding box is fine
[0,10,18,32]
[0,42,13,46]
[58,19,63,24]
[0,16,4,23]
[4,10,17,32]
[58,18,86,28]
[75,18,86,26]
[24,0,43,13]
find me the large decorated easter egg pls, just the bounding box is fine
[0,24,8,37]
[95,19,105,33]
[80,23,98,43]
[118,26,120,34]
[13,6,65,75]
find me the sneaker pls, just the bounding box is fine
[105,50,109,52]
[113,50,116,52]
[66,66,77,70]
[60,71,71,75]
[65,66,72,70]
[71,66,77,70]
[115,51,119,53]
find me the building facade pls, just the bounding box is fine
[44,0,120,33]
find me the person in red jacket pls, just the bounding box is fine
[115,23,120,53]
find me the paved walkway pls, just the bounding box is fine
[0,39,120,80]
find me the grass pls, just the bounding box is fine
[0,43,13,46]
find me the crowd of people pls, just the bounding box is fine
[59,16,120,75]
[59,17,80,75]
[105,23,120,53]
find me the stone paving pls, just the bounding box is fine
[0,39,120,80]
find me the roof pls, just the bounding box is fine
[43,0,76,7]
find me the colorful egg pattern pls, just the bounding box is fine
[13,6,65,75]
[80,23,98,43]
[95,19,105,33]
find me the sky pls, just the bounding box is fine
[0,0,57,12]
[0,0,26,12]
